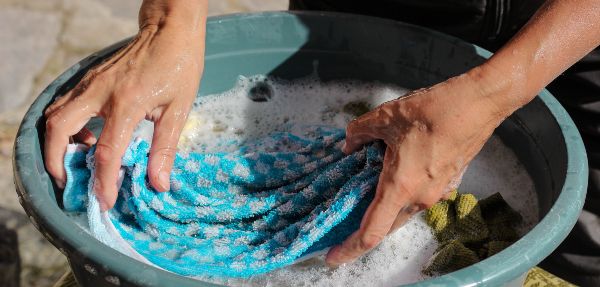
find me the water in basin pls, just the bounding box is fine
[67,75,539,286]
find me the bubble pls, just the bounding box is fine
[127,74,539,286]
[248,81,274,102]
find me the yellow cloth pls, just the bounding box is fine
[423,190,522,275]
[525,267,577,287]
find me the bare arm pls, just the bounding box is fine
[480,0,600,115]
[44,0,208,210]
[326,0,600,266]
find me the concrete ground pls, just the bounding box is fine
[0,1,287,286]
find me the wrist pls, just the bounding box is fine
[136,0,207,76]
[465,62,532,118]
[139,0,207,34]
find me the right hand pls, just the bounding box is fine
[44,0,208,211]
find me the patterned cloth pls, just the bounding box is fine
[524,267,577,287]
[424,191,522,275]
[63,125,383,278]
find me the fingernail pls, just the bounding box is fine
[98,199,108,212]
[159,171,170,191]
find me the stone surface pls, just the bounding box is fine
[0,1,286,286]
[101,0,142,20]
[0,8,60,112]
[60,0,138,52]
[208,0,288,15]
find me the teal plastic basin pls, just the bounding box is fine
[13,11,587,286]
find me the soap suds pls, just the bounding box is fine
[129,74,539,286]
[135,75,409,153]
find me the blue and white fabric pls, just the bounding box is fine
[63,125,383,278]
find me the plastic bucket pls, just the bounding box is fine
[13,11,587,286]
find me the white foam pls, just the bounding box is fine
[216,216,437,287]
[135,75,409,153]
[133,75,539,286]
[459,135,539,235]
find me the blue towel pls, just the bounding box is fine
[63,125,383,278]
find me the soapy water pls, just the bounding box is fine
[135,75,411,153]
[129,75,538,286]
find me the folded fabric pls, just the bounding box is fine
[423,190,523,275]
[63,125,384,278]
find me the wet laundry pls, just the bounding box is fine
[424,190,523,275]
[62,125,384,278]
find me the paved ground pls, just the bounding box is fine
[0,1,287,286]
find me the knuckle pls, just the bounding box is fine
[111,97,145,118]
[117,79,140,96]
[422,195,439,207]
[151,147,178,161]
[110,95,136,112]
[45,161,61,177]
[94,144,117,165]
[44,102,62,117]
[358,233,383,251]
[395,179,417,199]
[418,200,436,210]
[373,187,405,209]
[376,107,387,119]
[419,193,442,209]
[45,113,64,131]
[345,121,359,136]
[346,117,368,134]
[372,190,388,204]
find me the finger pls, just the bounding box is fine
[344,105,400,153]
[441,191,454,200]
[344,121,380,154]
[447,166,467,191]
[148,105,189,192]
[45,69,107,117]
[326,147,409,266]
[389,152,459,234]
[44,98,98,188]
[45,91,74,117]
[387,203,423,234]
[94,107,142,211]
[342,134,377,154]
[73,127,97,146]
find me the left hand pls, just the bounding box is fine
[325,68,512,266]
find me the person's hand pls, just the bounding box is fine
[324,0,600,266]
[325,68,515,266]
[44,0,208,211]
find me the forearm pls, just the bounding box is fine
[329,0,600,265]
[473,0,600,115]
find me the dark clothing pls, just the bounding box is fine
[543,52,600,287]
[289,0,544,51]
[291,1,600,286]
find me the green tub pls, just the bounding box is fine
[13,11,587,286]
